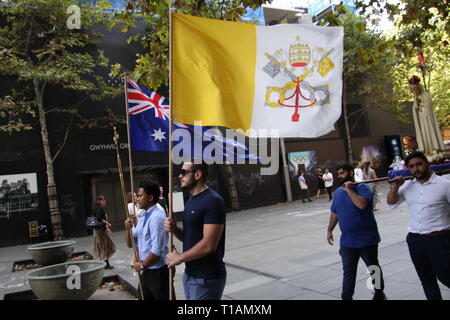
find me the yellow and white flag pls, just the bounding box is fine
[173,13,343,138]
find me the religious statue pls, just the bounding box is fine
[409,76,444,158]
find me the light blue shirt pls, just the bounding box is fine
[133,204,168,269]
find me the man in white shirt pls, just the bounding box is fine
[387,151,450,300]
[354,162,364,183]
[323,168,334,201]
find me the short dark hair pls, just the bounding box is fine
[92,195,105,210]
[138,180,160,204]
[185,159,209,182]
[336,163,354,173]
[405,151,428,166]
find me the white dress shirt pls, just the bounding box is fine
[323,172,333,188]
[354,168,364,182]
[389,173,450,234]
[128,203,142,219]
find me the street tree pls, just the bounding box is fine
[356,0,449,133]
[320,7,407,163]
[0,0,122,239]
[391,20,449,130]
[111,0,270,90]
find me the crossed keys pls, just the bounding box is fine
[264,52,331,122]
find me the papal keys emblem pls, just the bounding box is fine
[264,36,335,122]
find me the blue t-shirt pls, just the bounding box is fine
[330,184,381,248]
[183,188,226,279]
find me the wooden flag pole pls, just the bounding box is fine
[121,76,144,299]
[351,169,450,185]
[124,77,137,235]
[168,6,174,301]
[113,127,144,299]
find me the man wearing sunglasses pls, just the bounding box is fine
[165,160,226,300]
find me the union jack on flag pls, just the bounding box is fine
[127,78,169,119]
[126,78,259,163]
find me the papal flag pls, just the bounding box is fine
[172,12,344,138]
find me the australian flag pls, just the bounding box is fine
[127,78,259,163]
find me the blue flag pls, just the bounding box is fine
[127,78,259,163]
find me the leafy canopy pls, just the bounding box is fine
[0,0,122,134]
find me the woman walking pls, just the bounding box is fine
[93,195,116,269]
[315,168,328,199]
[298,171,312,203]
[363,162,380,211]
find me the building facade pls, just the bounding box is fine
[0,6,416,247]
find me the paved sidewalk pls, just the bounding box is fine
[1,182,449,300]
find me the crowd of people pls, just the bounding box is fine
[297,160,383,209]
[88,151,449,301]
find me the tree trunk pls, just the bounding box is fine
[342,89,354,163]
[224,164,239,211]
[34,78,64,240]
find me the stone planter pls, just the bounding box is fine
[25,260,106,300]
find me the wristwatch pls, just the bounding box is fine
[140,261,145,270]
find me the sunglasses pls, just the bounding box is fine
[179,169,198,176]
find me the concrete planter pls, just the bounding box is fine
[27,240,76,266]
[25,260,106,300]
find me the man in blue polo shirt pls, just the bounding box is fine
[326,163,386,300]
[165,160,226,300]
[124,180,173,300]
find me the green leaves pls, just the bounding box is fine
[115,0,272,89]
[0,0,123,148]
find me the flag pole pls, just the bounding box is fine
[124,75,137,222]
[122,76,144,300]
[168,5,174,301]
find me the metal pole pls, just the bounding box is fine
[168,6,174,301]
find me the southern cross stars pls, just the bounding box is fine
[151,128,166,142]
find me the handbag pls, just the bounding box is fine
[86,216,102,229]
[300,180,308,190]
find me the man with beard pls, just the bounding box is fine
[387,151,450,300]
[164,160,226,300]
[327,163,386,300]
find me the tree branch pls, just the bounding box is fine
[51,113,73,163]
[350,111,366,132]
[45,95,90,115]
[347,108,365,119]
[220,0,225,19]
[25,11,37,56]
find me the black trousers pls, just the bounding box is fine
[138,266,176,300]
[326,187,333,200]
[339,245,385,300]
[406,232,450,300]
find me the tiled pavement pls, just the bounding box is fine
[1,181,449,300]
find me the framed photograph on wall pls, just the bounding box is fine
[0,173,39,219]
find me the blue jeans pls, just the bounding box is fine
[339,245,385,300]
[406,232,450,300]
[183,273,226,300]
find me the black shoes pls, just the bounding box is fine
[373,292,387,300]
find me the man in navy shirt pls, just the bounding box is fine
[327,163,386,300]
[165,160,226,300]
